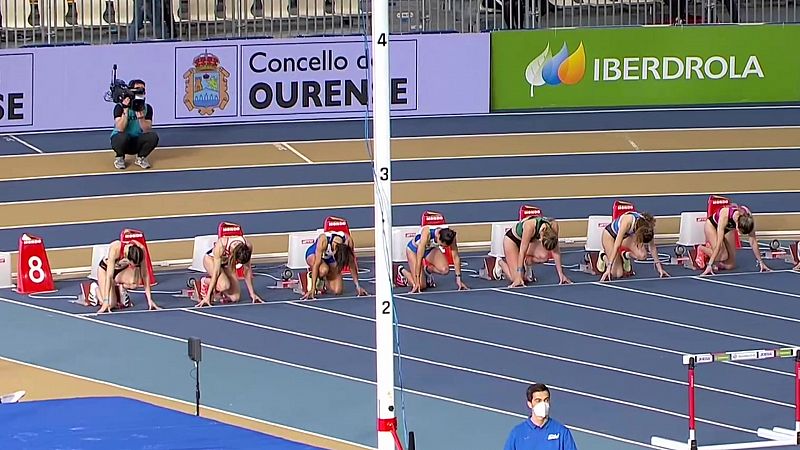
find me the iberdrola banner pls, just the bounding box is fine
[490,24,800,110]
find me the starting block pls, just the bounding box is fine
[708,195,741,248]
[120,229,157,286]
[323,216,355,275]
[78,281,127,307]
[0,251,13,289]
[761,239,787,261]
[421,210,454,266]
[218,222,246,279]
[294,270,327,296]
[16,233,56,295]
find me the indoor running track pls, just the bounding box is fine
[2,248,799,450]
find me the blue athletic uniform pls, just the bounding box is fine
[407,226,447,258]
[604,212,643,239]
[306,231,347,265]
[504,417,578,450]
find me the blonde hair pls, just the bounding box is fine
[541,224,559,251]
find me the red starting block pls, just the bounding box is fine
[218,222,246,279]
[421,210,454,266]
[707,195,741,249]
[519,205,542,220]
[323,216,355,275]
[16,233,56,295]
[78,281,128,308]
[120,229,157,286]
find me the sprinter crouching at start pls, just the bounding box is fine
[92,240,160,313]
[196,235,263,307]
[395,226,468,293]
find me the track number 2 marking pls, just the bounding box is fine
[382,300,390,314]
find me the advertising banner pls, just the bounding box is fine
[491,24,800,110]
[0,33,488,133]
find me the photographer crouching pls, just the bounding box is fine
[110,79,158,170]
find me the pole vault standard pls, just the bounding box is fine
[651,347,800,450]
[371,0,403,448]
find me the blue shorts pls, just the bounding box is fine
[306,240,336,265]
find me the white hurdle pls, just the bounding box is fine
[0,252,13,289]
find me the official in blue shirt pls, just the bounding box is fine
[504,383,578,450]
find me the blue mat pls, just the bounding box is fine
[0,396,327,449]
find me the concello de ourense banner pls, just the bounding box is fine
[490,24,800,110]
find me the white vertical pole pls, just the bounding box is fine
[371,0,396,448]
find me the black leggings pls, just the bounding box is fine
[111,132,159,158]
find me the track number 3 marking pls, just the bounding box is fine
[28,256,45,283]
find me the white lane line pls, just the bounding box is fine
[493,288,794,348]
[287,300,792,409]
[6,135,44,154]
[0,295,662,448]
[392,295,791,378]
[694,276,800,300]
[185,308,756,435]
[275,142,314,164]
[596,283,800,325]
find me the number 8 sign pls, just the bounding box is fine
[16,233,56,294]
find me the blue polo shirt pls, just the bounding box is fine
[504,417,578,450]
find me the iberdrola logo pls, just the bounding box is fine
[525,42,586,97]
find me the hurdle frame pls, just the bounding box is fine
[651,347,800,450]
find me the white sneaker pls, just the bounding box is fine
[135,157,151,169]
[87,282,99,306]
[114,157,126,169]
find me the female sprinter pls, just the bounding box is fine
[395,226,468,293]
[698,204,770,275]
[196,235,263,307]
[599,211,670,282]
[503,215,572,287]
[301,231,368,301]
[93,239,160,313]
